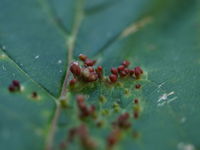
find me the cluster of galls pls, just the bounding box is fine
[69,54,144,86]
[65,94,141,149]
[8,80,21,92]
[76,95,96,119]
[69,54,103,87]
[109,60,143,83]
[8,80,38,99]
[60,125,96,150]
[106,113,131,149]
[107,106,141,149]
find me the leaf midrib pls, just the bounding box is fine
[44,0,85,149]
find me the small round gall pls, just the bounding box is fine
[96,66,103,72]
[109,74,118,83]
[122,60,130,67]
[70,62,81,76]
[135,66,143,74]
[134,111,139,119]
[8,85,15,92]
[111,67,118,75]
[135,84,141,89]
[134,99,139,104]
[84,59,96,66]
[134,66,143,78]
[79,54,88,62]
[107,136,117,148]
[117,65,125,72]
[32,92,38,98]
[118,112,130,122]
[95,66,103,79]
[107,130,120,148]
[12,80,20,88]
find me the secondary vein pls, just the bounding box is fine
[93,16,153,59]
[38,0,70,37]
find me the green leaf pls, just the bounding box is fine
[0,0,200,150]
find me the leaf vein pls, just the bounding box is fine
[45,0,85,149]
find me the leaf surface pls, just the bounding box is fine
[0,0,200,149]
